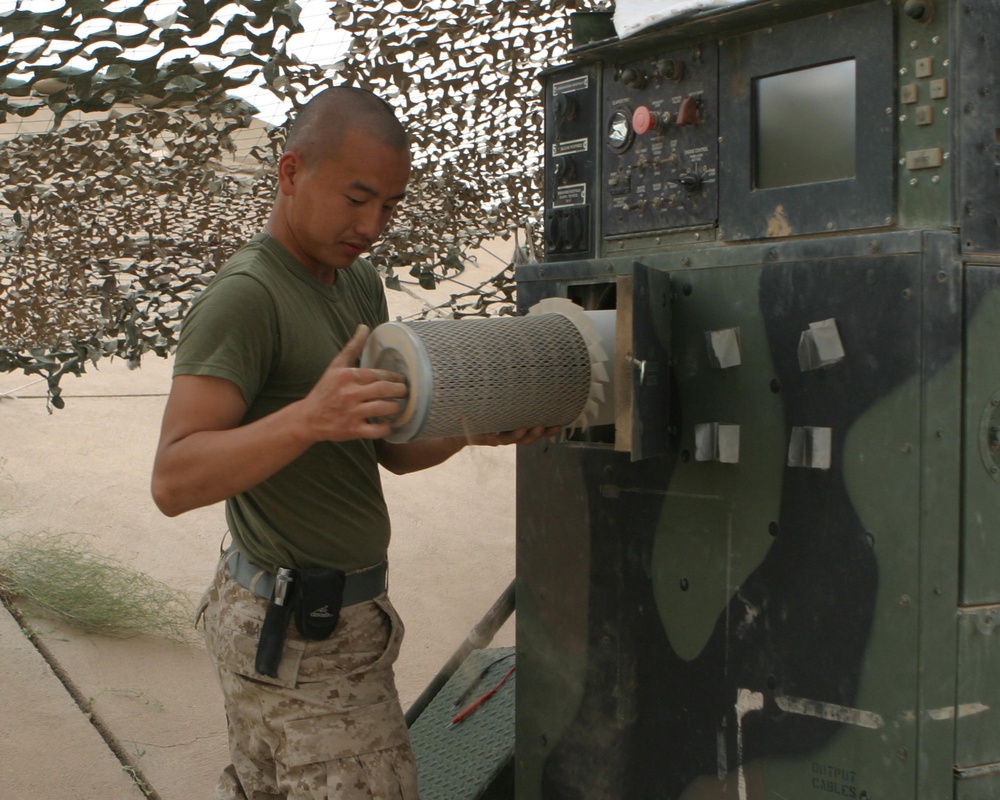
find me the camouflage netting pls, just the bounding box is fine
[0,0,614,407]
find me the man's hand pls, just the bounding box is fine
[376,425,561,475]
[300,325,408,442]
[466,425,562,448]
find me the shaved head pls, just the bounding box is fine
[283,86,409,163]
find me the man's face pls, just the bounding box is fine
[280,128,410,278]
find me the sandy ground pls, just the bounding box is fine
[0,259,522,798]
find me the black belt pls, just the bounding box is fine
[225,548,387,606]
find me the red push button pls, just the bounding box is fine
[633,105,661,135]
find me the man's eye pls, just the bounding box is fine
[347,197,364,206]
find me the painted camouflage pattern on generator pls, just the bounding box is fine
[515,1,1000,798]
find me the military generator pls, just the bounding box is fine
[514,0,1000,798]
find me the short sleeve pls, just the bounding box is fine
[353,257,390,327]
[173,273,278,406]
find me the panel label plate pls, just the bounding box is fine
[553,138,589,156]
[553,183,587,208]
[552,75,589,95]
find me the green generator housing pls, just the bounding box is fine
[514,1,1000,798]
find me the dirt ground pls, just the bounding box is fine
[0,264,521,798]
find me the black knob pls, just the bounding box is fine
[552,156,577,184]
[677,173,702,191]
[620,67,646,90]
[553,93,578,122]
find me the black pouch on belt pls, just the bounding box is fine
[294,568,346,640]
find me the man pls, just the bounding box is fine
[151,86,552,799]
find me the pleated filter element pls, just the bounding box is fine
[361,298,615,443]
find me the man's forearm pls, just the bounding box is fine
[376,436,467,475]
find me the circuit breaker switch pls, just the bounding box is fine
[788,426,833,470]
[798,318,846,371]
[705,327,741,369]
[694,423,741,464]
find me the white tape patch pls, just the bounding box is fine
[774,695,884,730]
[927,702,990,721]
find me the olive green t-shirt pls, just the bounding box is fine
[173,233,391,572]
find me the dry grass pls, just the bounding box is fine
[0,533,194,642]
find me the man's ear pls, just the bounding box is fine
[276,151,301,196]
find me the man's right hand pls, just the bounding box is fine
[300,325,408,442]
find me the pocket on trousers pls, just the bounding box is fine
[221,626,305,689]
[297,594,405,682]
[280,700,410,767]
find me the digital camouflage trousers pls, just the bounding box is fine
[199,555,419,800]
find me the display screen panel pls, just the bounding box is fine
[754,60,857,189]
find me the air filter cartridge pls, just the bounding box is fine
[360,298,614,443]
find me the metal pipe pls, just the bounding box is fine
[404,579,516,728]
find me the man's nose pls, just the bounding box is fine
[355,205,385,240]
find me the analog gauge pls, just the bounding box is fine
[607,109,634,153]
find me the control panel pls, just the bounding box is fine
[544,63,601,260]
[602,44,718,238]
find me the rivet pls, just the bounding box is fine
[900,594,911,608]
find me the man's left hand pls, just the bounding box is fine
[470,426,561,447]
